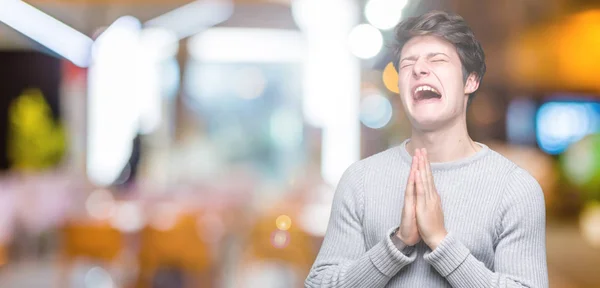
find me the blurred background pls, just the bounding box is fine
[0,0,599,287]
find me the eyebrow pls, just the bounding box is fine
[400,52,450,63]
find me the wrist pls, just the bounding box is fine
[393,231,411,246]
[426,231,448,250]
[390,228,415,255]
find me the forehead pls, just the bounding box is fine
[400,35,458,59]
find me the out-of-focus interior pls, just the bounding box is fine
[0,0,599,287]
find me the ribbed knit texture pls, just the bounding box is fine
[305,140,548,287]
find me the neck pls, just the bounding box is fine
[406,117,481,163]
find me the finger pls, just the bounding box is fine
[410,154,418,172]
[407,155,417,190]
[423,149,434,200]
[404,171,416,209]
[423,148,433,182]
[405,168,415,203]
[418,152,428,194]
[415,170,426,208]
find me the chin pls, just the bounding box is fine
[409,114,446,131]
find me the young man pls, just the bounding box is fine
[305,10,548,288]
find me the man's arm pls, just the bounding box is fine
[422,168,548,288]
[305,162,417,288]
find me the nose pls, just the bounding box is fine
[412,58,430,78]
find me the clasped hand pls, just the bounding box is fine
[395,148,447,250]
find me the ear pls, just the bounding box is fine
[464,73,480,95]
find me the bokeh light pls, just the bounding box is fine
[348,24,382,59]
[271,230,290,249]
[382,62,399,94]
[149,202,180,231]
[275,215,292,231]
[85,189,116,220]
[536,102,600,154]
[364,0,408,30]
[561,134,600,199]
[84,266,114,288]
[580,202,600,248]
[109,201,144,233]
[360,93,393,129]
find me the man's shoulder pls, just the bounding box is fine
[353,145,404,172]
[484,147,544,204]
[339,145,404,185]
[364,145,402,163]
[482,147,520,171]
[485,147,541,186]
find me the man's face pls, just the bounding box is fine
[397,35,478,131]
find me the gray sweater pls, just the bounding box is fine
[305,140,548,287]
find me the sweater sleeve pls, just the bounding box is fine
[422,167,548,288]
[305,162,417,288]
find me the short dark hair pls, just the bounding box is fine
[392,10,486,105]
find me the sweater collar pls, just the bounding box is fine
[398,139,490,171]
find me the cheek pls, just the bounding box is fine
[439,71,465,96]
[399,72,414,95]
[398,75,411,98]
[448,105,459,115]
[398,71,409,88]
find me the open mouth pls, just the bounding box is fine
[413,85,442,101]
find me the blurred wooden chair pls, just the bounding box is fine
[136,212,218,288]
[248,216,314,269]
[59,220,124,286]
[238,207,317,288]
[62,221,123,261]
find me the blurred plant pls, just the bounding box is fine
[7,88,67,171]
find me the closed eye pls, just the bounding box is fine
[400,61,415,69]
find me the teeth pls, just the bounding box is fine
[414,85,440,95]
